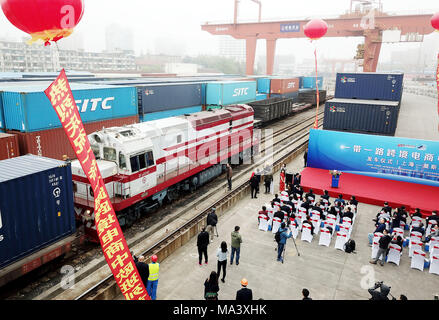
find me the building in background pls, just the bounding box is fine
[0,39,136,72]
[165,63,198,75]
[218,36,246,63]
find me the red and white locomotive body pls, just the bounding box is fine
[72,105,256,241]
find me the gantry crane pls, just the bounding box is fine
[202,0,434,75]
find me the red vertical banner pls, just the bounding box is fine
[45,69,149,300]
[314,48,320,129]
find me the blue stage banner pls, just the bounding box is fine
[308,129,439,187]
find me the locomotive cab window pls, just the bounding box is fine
[130,151,155,173]
[119,152,127,170]
[103,147,116,161]
[146,151,155,167]
[91,145,100,159]
[130,156,139,173]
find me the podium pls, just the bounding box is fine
[331,175,340,188]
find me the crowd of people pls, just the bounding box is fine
[368,201,439,266]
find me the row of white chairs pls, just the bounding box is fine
[370,231,439,275]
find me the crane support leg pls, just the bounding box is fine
[246,37,257,75]
[363,29,382,72]
[266,39,277,75]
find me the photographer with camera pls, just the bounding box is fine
[368,281,392,300]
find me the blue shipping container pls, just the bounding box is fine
[302,76,324,89]
[256,78,271,94]
[0,94,4,129]
[256,93,268,101]
[335,72,404,101]
[138,83,202,114]
[0,155,75,269]
[141,106,202,122]
[206,81,257,106]
[1,83,137,132]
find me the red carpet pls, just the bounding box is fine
[300,167,438,217]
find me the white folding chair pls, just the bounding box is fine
[280,195,289,203]
[272,217,282,234]
[371,233,384,259]
[311,216,321,235]
[392,227,404,239]
[335,232,348,251]
[426,220,438,237]
[324,220,336,236]
[387,244,402,266]
[258,215,269,231]
[342,217,352,228]
[267,208,274,226]
[409,239,423,258]
[410,231,423,242]
[410,216,423,232]
[321,198,329,209]
[429,254,439,275]
[339,224,351,237]
[301,223,313,243]
[289,218,299,239]
[410,250,426,272]
[430,244,439,257]
[319,228,332,247]
[292,200,298,213]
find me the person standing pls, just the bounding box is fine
[264,173,273,194]
[197,227,210,266]
[250,174,259,199]
[304,148,308,167]
[204,271,220,300]
[147,255,160,300]
[206,208,218,242]
[236,278,253,301]
[226,164,233,191]
[230,226,242,266]
[370,229,392,266]
[135,255,149,289]
[217,241,228,283]
[276,222,292,263]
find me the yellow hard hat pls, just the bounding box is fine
[241,278,248,286]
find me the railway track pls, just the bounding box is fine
[1,104,325,300]
[74,110,324,300]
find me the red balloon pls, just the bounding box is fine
[1,0,84,45]
[432,12,439,31]
[304,19,328,40]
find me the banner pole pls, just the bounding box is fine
[314,45,320,129]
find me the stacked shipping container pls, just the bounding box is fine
[0,83,139,159]
[0,133,19,160]
[0,155,76,269]
[324,72,404,136]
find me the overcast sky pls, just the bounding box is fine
[0,0,438,62]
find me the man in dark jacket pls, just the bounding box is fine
[264,173,273,194]
[197,227,210,265]
[412,223,425,236]
[293,173,301,186]
[273,207,285,223]
[368,218,387,245]
[382,202,392,214]
[236,278,252,301]
[206,208,218,242]
[272,194,281,204]
[305,189,315,202]
[250,174,259,199]
[411,208,423,218]
[368,282,390,300]
[341,206,354,221]
[135,255,149,288]
[226,164,233,191]
[370,229,392,266]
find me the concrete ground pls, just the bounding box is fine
[117,93,439,300]
[152,154,439,300]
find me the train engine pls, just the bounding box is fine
[71,105,257,242]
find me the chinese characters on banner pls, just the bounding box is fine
[307,129,439,187]
[45,69,149,300]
